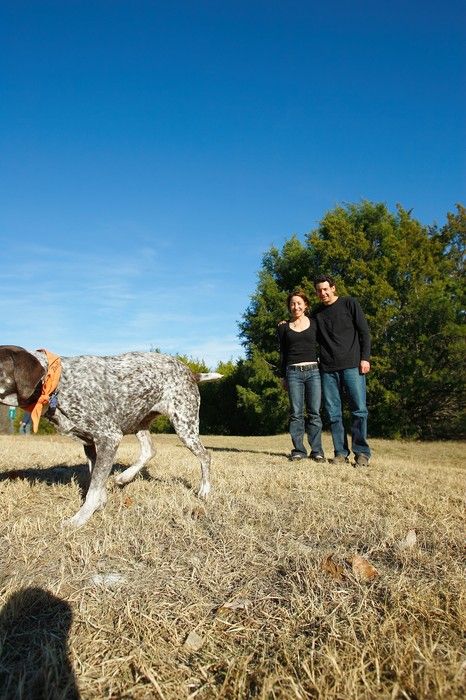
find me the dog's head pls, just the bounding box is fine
[0,346,44,406]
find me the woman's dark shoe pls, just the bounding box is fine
[288,453,307,461]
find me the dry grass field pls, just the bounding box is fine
[0,432,464,699]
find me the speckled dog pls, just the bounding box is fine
[0,345,221,528]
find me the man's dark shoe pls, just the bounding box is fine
[329,454,349,465]
[289,453,307,461]
[309,453,326,463]
[354,453,370,467]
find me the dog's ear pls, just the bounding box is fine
[0,346,44,402]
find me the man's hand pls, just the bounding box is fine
[360,360,371,374]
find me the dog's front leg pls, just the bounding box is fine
[65,436,120,528]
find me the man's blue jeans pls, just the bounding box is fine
[321,367,371,458]
[286,366,324,457]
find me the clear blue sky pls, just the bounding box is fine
[1,0,464,368]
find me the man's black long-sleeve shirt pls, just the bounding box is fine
[312,296,371,372]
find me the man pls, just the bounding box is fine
[313,275,371,466]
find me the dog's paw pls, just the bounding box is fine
[62,514,85,530]
[197,482,211,500]
[114,471,132,486]
[62,501,104,529]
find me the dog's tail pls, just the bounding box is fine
[194,372,223,383]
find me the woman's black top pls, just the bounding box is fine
[277,320,318,377]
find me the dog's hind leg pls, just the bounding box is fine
[65,433,121,528]
[170,414,211,499]
[114,430,155,486]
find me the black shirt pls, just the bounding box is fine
[312,296,371,372]
[277,320,318,377]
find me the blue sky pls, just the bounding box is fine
[1,0,464,368]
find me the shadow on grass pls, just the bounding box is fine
[206,446,287,457]
[0,463,152,496]
[0,587,80,699]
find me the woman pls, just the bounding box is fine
[278,289,325,462]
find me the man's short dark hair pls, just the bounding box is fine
[314,274,336,289]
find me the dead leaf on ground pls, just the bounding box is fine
[352,554,379,581]
[90,572,127,588]
[183,630,204,652]
[191,505,207,520]
[220,597,252,611]
[320,554,347,582]
[399,529,417,549]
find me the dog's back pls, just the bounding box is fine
[52,351,200,437]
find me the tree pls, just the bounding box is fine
[239,201,465,439]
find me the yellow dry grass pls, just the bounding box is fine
[0,432,464,699]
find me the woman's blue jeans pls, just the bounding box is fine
[286,366,324,457]
[321,367,371,458]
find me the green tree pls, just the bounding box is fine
[240,201,465,439]
[235,348,289,435]
[199,359,248,434]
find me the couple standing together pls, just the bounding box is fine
[278,275,371,467]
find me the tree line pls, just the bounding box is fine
[196,201,465,440]
[30,200,464,440]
